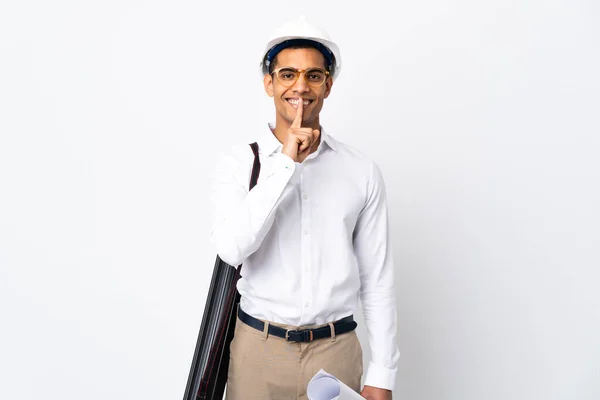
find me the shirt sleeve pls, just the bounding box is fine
[353,160,401,391]
[209,149,302,266]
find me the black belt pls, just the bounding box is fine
[237,307,357,343]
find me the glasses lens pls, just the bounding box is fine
[276,68,299,85]
[305,69,326,86]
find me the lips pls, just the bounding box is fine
[286,98,313,108]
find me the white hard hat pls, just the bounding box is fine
[259,15,342,81]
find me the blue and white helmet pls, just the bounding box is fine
[259,16,342,81]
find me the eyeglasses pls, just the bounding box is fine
[271,67,330,87]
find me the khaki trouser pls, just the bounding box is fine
[225,313,363,400]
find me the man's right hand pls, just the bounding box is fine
[281,98,320,163]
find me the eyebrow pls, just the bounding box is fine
[278,66,326,70]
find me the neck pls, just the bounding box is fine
[272,113,322,152]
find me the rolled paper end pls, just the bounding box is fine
[307,369,362,400]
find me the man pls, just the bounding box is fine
[210,16,400,400]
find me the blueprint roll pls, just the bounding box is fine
[307,370,364,400]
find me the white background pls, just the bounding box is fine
[1,1,599,399]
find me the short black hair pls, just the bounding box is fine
[268,43,334,75]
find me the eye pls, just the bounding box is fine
[306,70,325,83]
[278,69,297,81]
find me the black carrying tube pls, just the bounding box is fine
[183,256,240,399]
[183,142,260,400]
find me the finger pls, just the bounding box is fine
[294,134,307,153]
[301,129,318,152]
[291,97,304,128]
[299,136,311,153]
[292,130,311,152]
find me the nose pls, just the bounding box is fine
[291,73,310,93]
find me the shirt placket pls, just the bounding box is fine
[300,165,312,318]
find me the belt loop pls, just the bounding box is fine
[262,320,270,341]
[328,322,336,342]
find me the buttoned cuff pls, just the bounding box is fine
[363,361,397,391]
[272,152,295,170]
[271,152,304,184]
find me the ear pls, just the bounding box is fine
[264,73,274,97]
[323,76,333,99]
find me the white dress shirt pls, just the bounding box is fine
[209,123,400,391]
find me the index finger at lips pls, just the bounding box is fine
[291,98,304,128]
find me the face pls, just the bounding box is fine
[263,47,333,127]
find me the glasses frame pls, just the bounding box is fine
[270,67,331,88]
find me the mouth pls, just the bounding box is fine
[286,98,314,109]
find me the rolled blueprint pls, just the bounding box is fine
[307,369,364,400]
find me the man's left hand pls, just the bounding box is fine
[360,385,392,399]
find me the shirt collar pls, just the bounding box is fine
[259,123,338,156]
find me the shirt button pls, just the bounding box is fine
[305,302,310,308]
[303,193,308,200]
[303,230,308,235]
